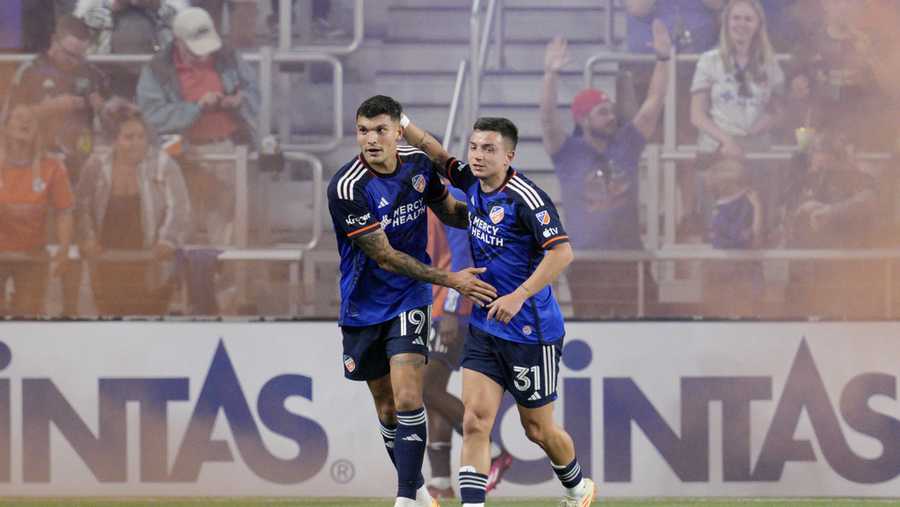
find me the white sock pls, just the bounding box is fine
[393,498,417,507]
[462,504,485,507]
[428,476,451,489]
[567,477,587,497]
[415,484,434,505]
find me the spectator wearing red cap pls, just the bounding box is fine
[540,20,671,319]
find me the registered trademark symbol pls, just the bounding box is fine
[330,459,355,484]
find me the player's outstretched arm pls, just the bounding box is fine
[354,229,497,305]
[632,19,672,140]
[403,117,453,177]
[428,192,469,229]
[486,242,574,324]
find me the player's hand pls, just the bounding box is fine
[486,289,527,324]
[448,267,497,307]
[544,36,571,74]
[650,18,673,58]
[438,314,460,347]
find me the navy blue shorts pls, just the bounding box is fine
[462,324,563,408]
[341,305,431,381]
[428,316,468,371]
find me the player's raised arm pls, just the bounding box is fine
[402,116,453,176]
[353,229,497,305]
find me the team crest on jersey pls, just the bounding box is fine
[343,355,356,373]
[535,210,551,225]
[411,174,426,193]
[522,325,533,336]
[489,205,505,224]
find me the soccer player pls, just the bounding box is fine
[327,95,498,507]
[403,116,595,507]
[423,195,513,499]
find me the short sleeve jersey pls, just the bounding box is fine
[445,158,568,344]
[327,147,448,327]
[690,48,785,151]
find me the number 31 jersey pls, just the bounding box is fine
[445,158,569,344]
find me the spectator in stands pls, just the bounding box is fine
[136,6,260,245]
[703,157,763,316]
[540,21,670,318]
[5,14,111,316]
[625,0,725,240]
[76,106,190,316]
[4,15,110,183]
[193,0,258,49]
[76,0,190,100]
[0,104,74,316]
[690,0,784,241]
[792,0,893,151]
[785,131,880,319]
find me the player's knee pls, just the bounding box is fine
[462,407,491,439]
[372,393,397,424]
[393,387,423,412]
[522,418,549,447]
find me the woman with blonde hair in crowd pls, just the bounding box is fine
[0,104,75,316]
[75,106,191,316]
[690,0,784,242]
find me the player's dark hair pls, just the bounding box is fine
[356,95,403,121]
[55,14,93,43]
[473,117,518,149]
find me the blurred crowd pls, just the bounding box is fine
[0,0,898,320]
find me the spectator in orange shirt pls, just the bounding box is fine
[0,104,75,316]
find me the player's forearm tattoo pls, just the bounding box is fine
[430,199,469,229]
[410,129,452,173]
[354,231,451,286]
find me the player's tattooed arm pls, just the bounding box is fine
[354,229,497,305]
[428,193,469,229]
[403,120,453,176]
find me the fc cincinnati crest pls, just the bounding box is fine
[489,205,505,224]
[535,210,551,225]
[411,174,426,193]
[343,355,356,373]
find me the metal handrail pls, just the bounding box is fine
[443,60,469,152]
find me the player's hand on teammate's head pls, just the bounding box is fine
[449,267,497,307]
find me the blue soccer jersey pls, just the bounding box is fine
[445,158,569,344]
[328,146,449,326]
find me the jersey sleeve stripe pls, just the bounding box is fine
[398,146,427,156]
[541,235,569,249]
[507,179,540,209]
[346,222,380,238]
[337,161,364,200]
[346,164,368,200]
[510,176,545,207]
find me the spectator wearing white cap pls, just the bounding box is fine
[135,6,260,245]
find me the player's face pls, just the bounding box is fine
[467,130,514,181]
[356,114,401,169]
[584,102,617,138]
